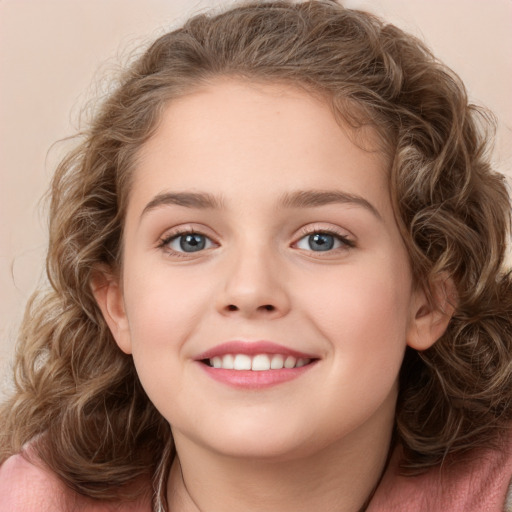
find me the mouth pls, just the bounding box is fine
[201,353,314,371]
[195,341,319,389]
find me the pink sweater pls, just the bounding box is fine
[1,438,511,511]
[368,440,512,512]
[0,447,152,511]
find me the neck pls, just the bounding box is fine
[167,409,394,512]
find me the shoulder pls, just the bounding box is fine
[0,449,153,512]
[369,429,512,512]
[0,451,68,511]
[506,480,512,512]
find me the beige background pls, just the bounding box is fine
[1,0,511,395]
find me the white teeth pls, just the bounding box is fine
[208,354,312,370]
[270,354,284,369]
[284,356,297,368]
[222,354,234,369]
[252,354,271,371]
[233,354,252,370]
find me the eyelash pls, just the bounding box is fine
[157,225,355,257]
[158,228,217,257]
[294,225,356,251]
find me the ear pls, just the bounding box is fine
[90,266,133,354]
[407,275,457,351]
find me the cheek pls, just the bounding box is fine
[311,259,410,325]
[304,258,412,369]
[120,270,207,415]
[122,266,212,359]
[304,264,411,425]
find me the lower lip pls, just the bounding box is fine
[197,362,317,389]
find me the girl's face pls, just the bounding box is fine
[97,80,439,461]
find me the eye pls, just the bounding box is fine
[163,232,215,253]
[295,231,354,252]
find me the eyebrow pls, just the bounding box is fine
[280,190,382,220]
[141,191,224,217]
[140,189,381,220]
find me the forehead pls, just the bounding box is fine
[131,79,390,214]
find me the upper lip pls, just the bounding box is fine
[195,341,318,361]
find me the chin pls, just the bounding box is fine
[211,439,313,461]
[190,418,323,462]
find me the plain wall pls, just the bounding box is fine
[1,0,511,395]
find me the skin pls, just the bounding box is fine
[94,80,450,511]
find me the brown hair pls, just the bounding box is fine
[1,1,511,509]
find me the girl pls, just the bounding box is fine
[1,1,511,510]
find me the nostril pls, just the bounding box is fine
[225,304,275,312]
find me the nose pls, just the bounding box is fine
[215,245,291,319]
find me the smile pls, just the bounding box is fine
[196,341,318,389]
[206,354,312,370]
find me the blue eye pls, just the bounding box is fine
[295,232,351,252]
[166,233,214,253]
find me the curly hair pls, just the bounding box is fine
[1,1,511,509]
